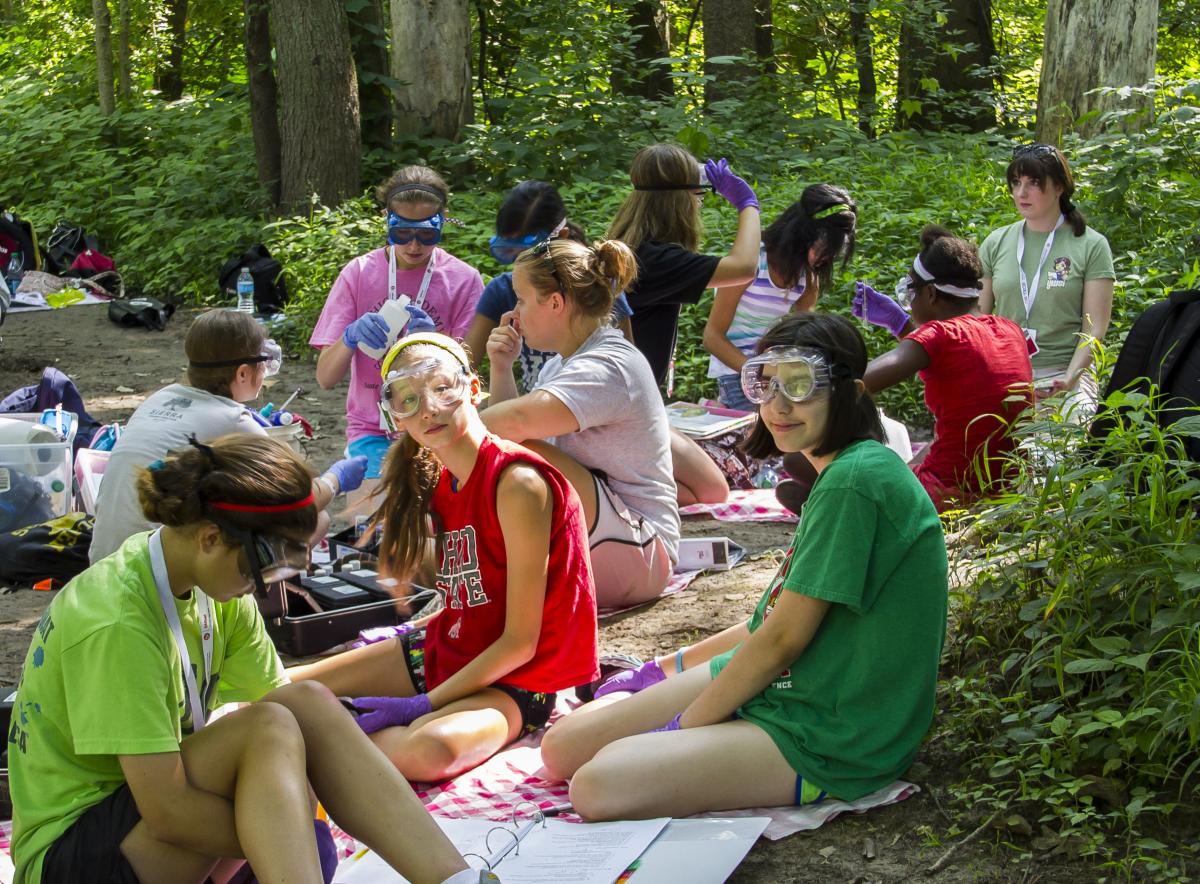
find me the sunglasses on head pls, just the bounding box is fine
[528,239,564,290]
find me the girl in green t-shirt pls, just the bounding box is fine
[542,313,949,816]
[10,434,484,884]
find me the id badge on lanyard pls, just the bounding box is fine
[149,529,214,732]
[1015,214,1065,326]
[388,246,437,310]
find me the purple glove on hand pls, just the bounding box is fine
[852,281,910,338]
[351,694,432,734]
[404,304,437,334]
[324,455,369,495]
[704,158,759,212]
[594,658,666,698]
[342,312,390,352]
[650,713,683,734]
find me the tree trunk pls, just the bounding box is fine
[155,0,188,100]
[611,0,673,100]
[347,0,392,150]
[753,0,773,76]
[271,0,361,210]
[896,0,995,131]
[849,0,876,137]
[243,0,281,207]
[92,0,115,115]
[702,0,760,104]
[1037,0,1159,142]
[116,0,131,99]
[391,0,472,140]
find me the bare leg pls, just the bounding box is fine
[671,429,729,506]
[570,720,797,820]
[541,664,712,780]
[264,681,470,884]
[120,702,321,884]
[288,634,412,698]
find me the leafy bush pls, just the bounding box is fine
[943,389,1200,874]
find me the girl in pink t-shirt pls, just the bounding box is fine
[854,225,1034,511]
[310,166,484,479]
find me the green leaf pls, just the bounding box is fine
[1064,659,1116,674]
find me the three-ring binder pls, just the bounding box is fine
[462,801,549,870]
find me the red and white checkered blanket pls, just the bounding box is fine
[680,488,798,523]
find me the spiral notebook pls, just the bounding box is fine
[335,810,667,884]
[333,810,769,883]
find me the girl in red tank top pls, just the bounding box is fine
[289,332,598,783]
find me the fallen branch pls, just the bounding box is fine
[924,811,999,876]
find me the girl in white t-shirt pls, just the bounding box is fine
[703,184,857,411]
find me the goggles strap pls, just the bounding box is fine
[384,184,446,211]
[208,493,315,514]
[632,183,709,192]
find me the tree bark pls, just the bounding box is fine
[1037,0,1159,141]
[753,0,773,76]
[116,0,131,99]
[347,0,392,150]
[702,0,760,104]
[271,0,361,209]
[243,0,281,207]
[155,0,188,100]
[92,0,115,115]
[391,0,472,140]
[896,0,995,132]
[849,0,876,137]
[611,0,673,100]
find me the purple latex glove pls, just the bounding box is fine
[404,303,437,333]
[323,455,368,495]
[852,281,910,338]
[595,658,666,698]
[342,312,390,352]
[649,713,683,734]
[351,694,433,733]
[703,158,760,212]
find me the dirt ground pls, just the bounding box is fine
[0,304,1095,882]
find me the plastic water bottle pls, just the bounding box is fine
[236,267,255,314]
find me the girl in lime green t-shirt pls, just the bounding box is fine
[9,434,482,884]
[542,313,948,817]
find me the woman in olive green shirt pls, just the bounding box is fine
[979,143,1115,407]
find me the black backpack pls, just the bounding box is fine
[218,244,288,315]
[1092,289,1200,461]
[0,209,41,278]
[45,221,100,273]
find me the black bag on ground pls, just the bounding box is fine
[0,514,93,586]
[108,296,175,331]
[1091,288,1200,461]
[45,221,100,273]
[219,245,288,314]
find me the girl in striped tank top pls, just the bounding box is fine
[703,184,858,410]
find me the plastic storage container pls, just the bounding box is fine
[0,413,76,533]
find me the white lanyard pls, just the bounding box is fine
[1015,214,1065,322]
[387,246,437,310]
[148,529,214,732]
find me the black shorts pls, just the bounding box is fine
[42,784,141,884]
[401,628,556,736]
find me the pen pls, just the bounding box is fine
[541,803,573,817]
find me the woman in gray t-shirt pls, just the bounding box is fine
[482,238,680,610]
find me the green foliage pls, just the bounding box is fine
[943,387,1200,872]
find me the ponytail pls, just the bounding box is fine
[370,433,443,581]
[1061,195,1086,237]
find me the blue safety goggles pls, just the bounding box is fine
[387,210,444,246]
[488,218,568,264]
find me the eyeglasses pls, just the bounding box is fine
[740,346,838,406]
[389,227,442,246]
[190,338,282,377]
[211,516,310,594]
[529,239,564,290]
[488,218,568,264]
[378,358,470,431]
[1012,143,1058,160]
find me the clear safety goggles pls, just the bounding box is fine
[387,210,444,246]
[740,346,835,406]
[211,516,310,593]
[488,217,568,264]
[378,357,470,431]
[894,274,919,310]
[190,338,282,377]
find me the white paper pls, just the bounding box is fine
[626,817,769,883]
[665,402,754,440]
[334,817,669,884]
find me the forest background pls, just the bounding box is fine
[2,0,1200,876]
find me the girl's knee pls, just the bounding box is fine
[387,729,461,782]
[539,720,583,780]
[241,701,305,753]
[568,759,627,822]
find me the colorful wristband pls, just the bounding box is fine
[675,648,686,674]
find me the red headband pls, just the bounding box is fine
[207,493,314,514]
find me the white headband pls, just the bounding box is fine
[912,254,981,299]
